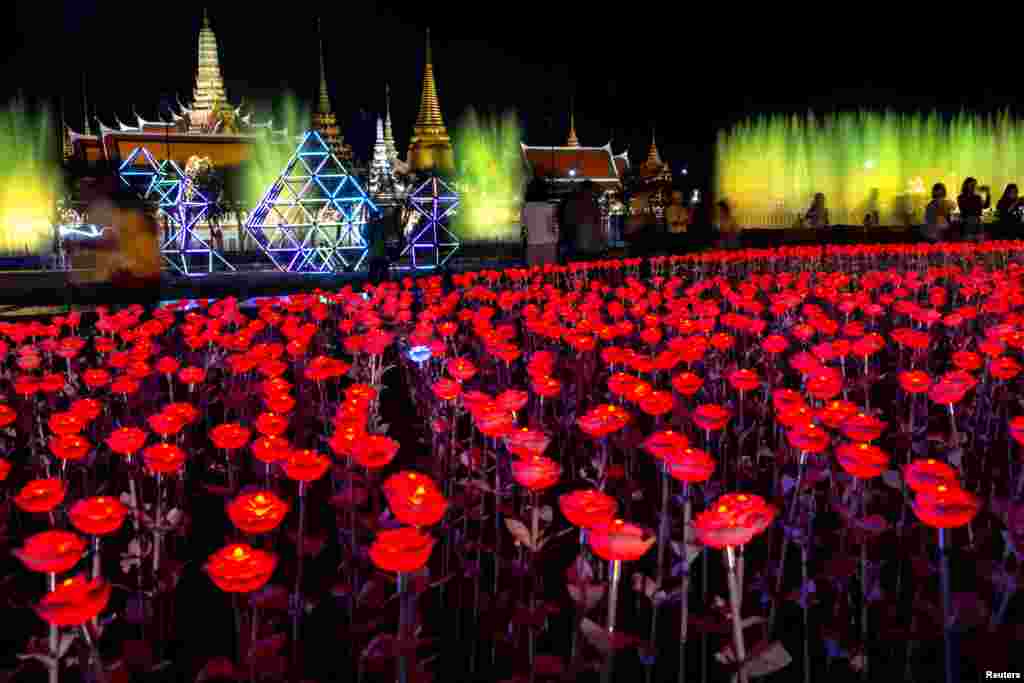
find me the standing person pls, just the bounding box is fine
[995,183,1023,240]
[521,178,559,266]
[365,209,389,283]
[804,192,829,228]
[557,187,575,263]
[922,182,954,242]
[957,177,990,241]
[568,181,605,259]
[716,200,741,249]
[665,190,690,253]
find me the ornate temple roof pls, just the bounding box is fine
[639,128,672,183]
[567,109,579,148]
[311,19,351,162]
[520,142,624,185]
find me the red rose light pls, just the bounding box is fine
[929,380,967,406]
[155,356,180,376]
[577,404,632,438]
[69,496,128,536]
[506,428,551,458]
[840,413,886,442]
[0,458,9,481]
[899,370,932,394]
[912,484,980,529]
[15,479,66,513]
[69,398,102,424]
[351,435,400,470]
[692,404,732,432]
[990,357,1022,381]
[772,389,807,414]
[282,449,329,482]
[640,390,674,416]
[511,455,562,491]
[369,526,435,573]
[608,373,641,399]
[836,442,890,479]
[35,575,111,626]
[694,493,777,549]
[49,434,92,462]
[663,447,717,483]
[255,412,289,438]
[952,351,983,372]
[559,489,618,529]
[532,375,562,399]
[432,378,462,402]
[205,543,278,593]
[816,400,858,429]
[82,368,111,390]
[265,393,296,415]
[447,357,477,382]
[671,371,703,397]
[496,389,529,413]
[148,412,186,438]
[903,458,958,493]
[210,423,252,451]
[1010,417,1024,446]
[0,403,16,428]
[251,435,291,464]
[728,369,760,392]
[178,366,207,386]
[807,368,844,401]
[142,443,186,475]
[588,519,655,561]
[787,423,830,453]
[48,412,85,436]
[15,530,87,573]
[227,490,290,534]
[383,472,448,526]
[642,430,689,460]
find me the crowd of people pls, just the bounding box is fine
[520,175,1024,266]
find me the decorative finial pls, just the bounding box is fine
[203,7,210,27]
[426,27,432,66]
[567,96,579,147]
[81,71,91,136]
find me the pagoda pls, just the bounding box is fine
[369,116,397,204]
[406,28,454,174]
[383,84,400,165]
[189,9,228,128]
[520,104,627,194]
[311,21,352,163]
[639,127,672,184]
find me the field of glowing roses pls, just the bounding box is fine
[2,242,1024,682]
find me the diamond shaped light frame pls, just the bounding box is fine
[244,130,379,273]
[118,147,235,276]
[394,175,460,271]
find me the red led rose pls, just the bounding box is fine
[383,472,448,527]
[640,390,674,417]
[251,435,291,464]
[142,443,187,475]
[836,442,890,479]
[15,479,66,513]
[227,490,290,534]
[588,519,655,561]
[15,530,87,573]
[671,372,703,397]
[912,483,980,529]
[642,430,689,460]
[69,496,128,536]
[49,434,92,462]
[282,449,329,482]
[511,455,562,491]
[692,404,732,432]
[369,526,435,573]
[898,370,932,395]
[559,489,618,529]
[205,544,278,593]
[505,428,551,458]
[840,413,886,442]
[35,575,111,626]
[694,493,777,549]
[903,458,958,493]
[787,423,830,453]
[210,423,252,451]
[664,447,717,483]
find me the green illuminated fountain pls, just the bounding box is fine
[452,108,524,243]
[0,98,60,255]
[242,92,310,207]
[715,110,1024,227]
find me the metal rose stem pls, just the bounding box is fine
[291,481,307,681]
[48,572,58,683]
[529,492,540,683]
[938,528,955,683]
[153,473,162,579]
[677,482,691,683]
[601,558,623,683]
[80,621,107,683]
[726,546,749,683]
[771,450,806,634]
[397,572,411,683]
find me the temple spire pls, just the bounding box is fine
[191,8,227,117]
[317,18,331,114]
[203,7,210,27]
[383,83,397,160]
[646,125,661,165]
[414,27,444,128]
[567,99,579,147]
[82,71,91,136]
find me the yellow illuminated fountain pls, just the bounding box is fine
[715,110,1024,227]
[0,98,60,255]
[452,108,523,243]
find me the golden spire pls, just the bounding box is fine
[317,19,331,115]
[567,98,579,147]
[407,27,453,173]
[646,125,661,165]
[414,27,445,128]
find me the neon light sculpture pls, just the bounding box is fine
[117,147,235,276]
[394,175,459,270]
[244,130,379,272]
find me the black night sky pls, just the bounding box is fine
[4,2,1024,188]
